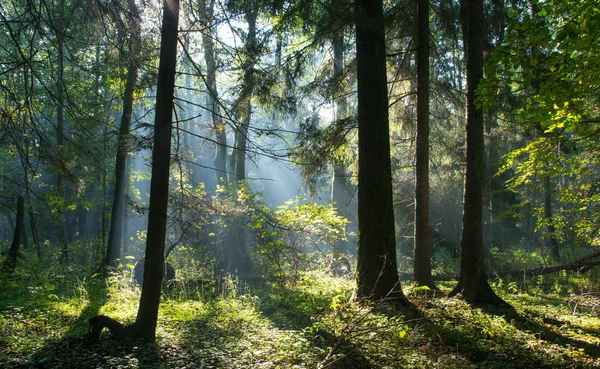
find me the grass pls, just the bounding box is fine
[1,265,600,368]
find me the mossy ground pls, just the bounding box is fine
[1,266,600,369]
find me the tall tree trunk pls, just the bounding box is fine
[99,124,108,263]
[331,30,350,254]
[21,67,42,259]
[25,181,41,259]
[200,0,228,188]
[105,0,141,268]
[56,0,68,265]
[225,4,258,277]
[182,36,194,184]
[544,175,560,260]
[354,0,408,304]
[413,0,435,289]
[231,5,257,187]
[135,0,179,342]
[123,157,131,257]
[4,196,25,272]
[450,0,505,305]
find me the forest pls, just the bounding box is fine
[1,0,600,367]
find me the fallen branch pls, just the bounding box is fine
[493,260,600,278]
[399,251,600,281]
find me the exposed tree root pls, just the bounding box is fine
[87,315,143,343]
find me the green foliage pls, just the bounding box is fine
[490,247,547,271]
[431,249,461,278]
[482,0,600,253]
[183,184,350,281]
[3,263,600,368]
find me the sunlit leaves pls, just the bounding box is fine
[485,0,600,248]
[274,197,349,242]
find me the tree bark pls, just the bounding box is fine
[123,156,131,257]
[22,68,42,259]
[413,0,435,289]
[330,29,350,254]
[543,175,560,260]
[135,0,179,342]
[56,0,68,265]
[225,3,258,277]
[106,0,141,268]
[450,0,505,305]
[354,0,408,304]
[199,0,228,188]
[4,196,25,272]
[231,6,257,187]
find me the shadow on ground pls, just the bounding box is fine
[12,276,115,368]
[424,302,597,369]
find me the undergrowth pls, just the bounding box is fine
[1,260,600,368]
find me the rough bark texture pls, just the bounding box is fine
[450,0,505,305]
[354,0,408,304]
[106,0,141,268]
[413,0,435,289]
[4,196,25,272]
[135,0,179,342]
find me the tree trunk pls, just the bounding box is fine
[25,184,41,259]
[225,4,258,277]
[413,0,435,289]
[105,0,141,268]
[100,130,108,262]
[200,0,228,188]
[135,0,179,342]
[56,0,68,265]
[544,175,560,260]
[231,4,257,187]
[22,68,42,259]
[354,0,408,304]
[123,157,131,257]
[330,29,350,254]
[450,0,505,305]
[4,196,25,272]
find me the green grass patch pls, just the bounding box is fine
[2,267,600,368]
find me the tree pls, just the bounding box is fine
[223,1,260,276]
[229,2,258,187]
[105,0,142,269]
[449,0,505,305]
[199,0,228,188]
[489,0,600,254]
[413,0,435,289]
[3,195,24,272]
[330,19,352,255]
[135,0,179,342]
[354,0,408,304]
[54,0,69,265]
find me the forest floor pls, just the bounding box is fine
[1,266,600,369]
